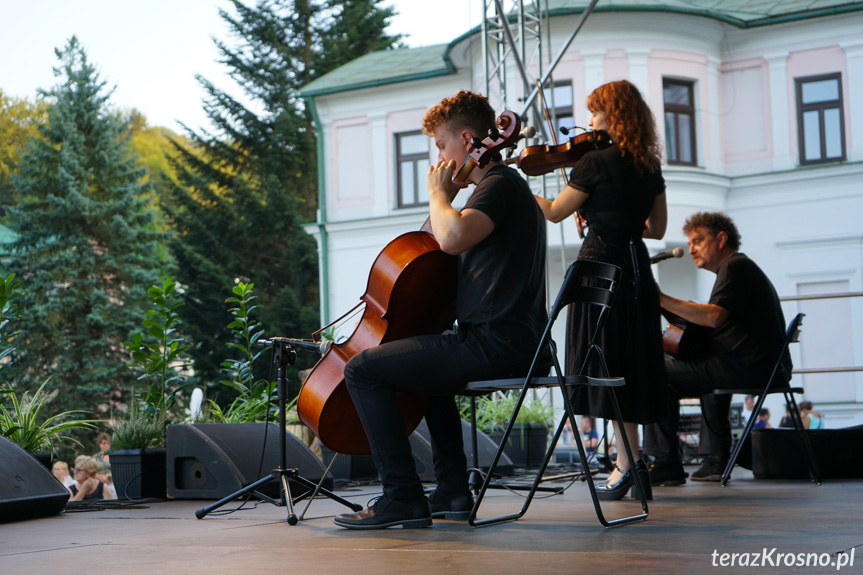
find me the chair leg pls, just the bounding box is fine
[586,386,648,527]
[468,379,543,527]
[786,393,822,485]
[721,391,768,486]
[469,396,482,494]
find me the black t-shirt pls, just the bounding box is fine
[568,144,665,239]
[710,253,791,380]
[457,165,547,359]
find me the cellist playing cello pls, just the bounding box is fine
[334,90,548,530]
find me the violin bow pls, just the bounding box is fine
[537,79,585,239]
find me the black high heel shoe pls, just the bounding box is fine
[595,465,635,501]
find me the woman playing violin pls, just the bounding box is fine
[534,79,668,500]
[334,90,549,530]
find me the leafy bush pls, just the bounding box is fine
[119,279,190,447]
[123,279,190,420]
[0,380,98,452]
[208,282,291,423]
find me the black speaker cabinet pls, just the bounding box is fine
[409,419,514,481]
[166,423,332,500]
[751,425,863,479]
[0,436,69,523]
[318,419,515,483]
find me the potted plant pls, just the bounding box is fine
[0,380,99,466]
[109,406,169,499]
[464,392,554,468]
[116,279,190,499]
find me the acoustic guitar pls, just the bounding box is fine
[662,309,713,359]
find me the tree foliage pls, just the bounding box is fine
[0,90,49,221]
[7,37,163,416]
[163,0,401,389]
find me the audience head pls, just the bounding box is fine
[74,458,100,481]
[52,460,70,482]
[96,432,112,452]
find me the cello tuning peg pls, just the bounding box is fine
[470,137,483,149]
[488,127,500,140]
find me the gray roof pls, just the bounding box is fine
[301,0,863,98]
[301,43,453,97]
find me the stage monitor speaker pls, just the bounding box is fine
[409,419,514,482]
[166,423,332,500]
[751,425,863,479]
[0,436,69,523]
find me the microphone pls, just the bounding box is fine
[560,125,588,136]
[650,247,685,264]
[260,337,332,355]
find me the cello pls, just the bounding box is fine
[296,111,522,455]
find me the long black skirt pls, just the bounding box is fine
[565,232,668,424]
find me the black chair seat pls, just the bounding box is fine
[466,375,625,392]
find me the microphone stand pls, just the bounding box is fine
[195,338,361,524]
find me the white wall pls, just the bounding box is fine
[307,9,863,428]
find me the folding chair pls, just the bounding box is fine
[465,259,648,528]
[714,312,821,486]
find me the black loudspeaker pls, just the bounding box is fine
[409,419,514,482]
[166,423,332,500]
[0,436,69,523]
[751,425,863,479]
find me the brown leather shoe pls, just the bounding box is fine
[334,497,432,530]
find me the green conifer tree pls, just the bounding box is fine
[164,0,401,388]
[8,37,162,415]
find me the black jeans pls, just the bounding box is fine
[643,355,757,463]
[344,328,531,503]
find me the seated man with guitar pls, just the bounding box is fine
[643,212,790,484]
[333,91,548,529]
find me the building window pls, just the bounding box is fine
[550,81,574,134]
[796,73,845,164]
[663,79,697,165]
[395,131,430,208]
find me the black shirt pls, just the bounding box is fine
[710,253,791,381]
[457,165,547,359]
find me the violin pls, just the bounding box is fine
[508,129,611,177]
[453,110,521,184]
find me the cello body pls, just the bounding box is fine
[297,231,457,455]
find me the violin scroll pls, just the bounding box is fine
[452,110,522,184]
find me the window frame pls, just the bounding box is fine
[394,130,430,209]
[796,72,846,165]
[663,78,697,166]
[549,81,575,135]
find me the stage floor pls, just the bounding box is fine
[2,464,860,575]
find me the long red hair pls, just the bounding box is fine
[586,80,662,174]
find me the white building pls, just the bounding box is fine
[300,1,863,428]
